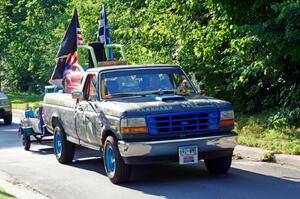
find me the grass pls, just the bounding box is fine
[0,187,16,199]
[6,92,43,110]
[261,152,275,162]
[235,110,300,155]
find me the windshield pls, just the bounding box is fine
[100,68,196,98]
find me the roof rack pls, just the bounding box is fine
[78,43,128,68]
[104,44,127,63]
[98,60,128,67]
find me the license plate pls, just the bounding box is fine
[178,145,198,165]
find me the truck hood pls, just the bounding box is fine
[97,94,232,117]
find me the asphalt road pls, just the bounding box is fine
[0,120,300,199]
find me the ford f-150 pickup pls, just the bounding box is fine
[43,64,237,183]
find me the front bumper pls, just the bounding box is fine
[118,133,237,164]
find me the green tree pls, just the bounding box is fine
[0,0,68,91]
[0,0,299,125]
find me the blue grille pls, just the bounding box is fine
[146,110,220,135]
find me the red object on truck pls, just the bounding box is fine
[64,63,84,93]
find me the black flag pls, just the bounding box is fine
[96,5,113,60]
[50,8,83,86]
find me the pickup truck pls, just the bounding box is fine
[43,64,237,184]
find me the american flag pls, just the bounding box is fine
[66,52,78,68]
[50,8,83,86]
[65,27,83,72]
[62,51,79,77]
[77,27,83,45]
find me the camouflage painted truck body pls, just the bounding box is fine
[43,64,237,183]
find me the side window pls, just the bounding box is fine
[173,74,195,95]
[83,74,97,101]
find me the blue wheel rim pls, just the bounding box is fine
[55,132,62,157]
[105,145,116,176]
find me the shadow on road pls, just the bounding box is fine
[61,149,300,199]
[30,147,53,155]
[122,163,300,199]
[70,158,106,175]
[1,122,300,199]
[66,156,300,199]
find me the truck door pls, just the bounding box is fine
[75,74,101,146]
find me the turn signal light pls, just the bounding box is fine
[220,119,234,126]
[121,127,148,133]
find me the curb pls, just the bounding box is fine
[0,171,49,199]
[274,154,300,169]
[234,145,300,169]
[233,145,269,161]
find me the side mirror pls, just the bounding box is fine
[72,91,83,100]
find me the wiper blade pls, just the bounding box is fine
[146,89,176,95]
[106,90,176,98]
[107,93,145,98]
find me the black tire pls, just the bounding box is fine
[22,135,31,151]
[204,154,233,174]
[4,114,12,125]
[54,125,75,164]
[103,136,131,184]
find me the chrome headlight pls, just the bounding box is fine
[121,118,146,127]
[120,118,147,133]
[220,110,234,120]
[220,110,234,125]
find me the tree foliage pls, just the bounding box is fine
[0,0,67,91]
[0,0,299,125]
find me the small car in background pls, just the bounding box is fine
[0,91,12,125]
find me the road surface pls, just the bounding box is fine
[0,120,299,199]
